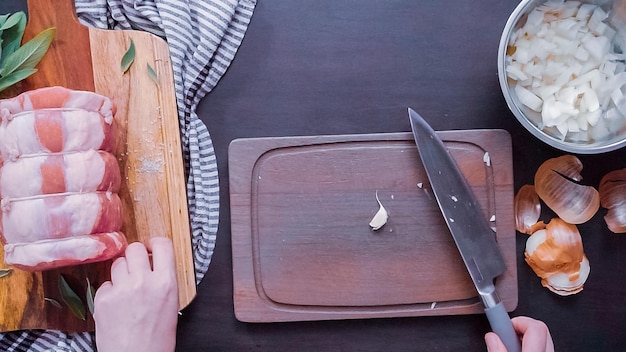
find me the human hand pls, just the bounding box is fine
[485,316,554,352]
[93,237,179,352]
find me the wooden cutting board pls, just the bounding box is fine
[229,130,517,322]
[0,0,195,332]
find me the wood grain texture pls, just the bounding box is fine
[0,0,195,332]
[229,131,517,322]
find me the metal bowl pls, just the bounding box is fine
[498,0,626,153]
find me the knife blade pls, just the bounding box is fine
[408,108,521,352]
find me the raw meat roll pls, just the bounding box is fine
[3,231,127,271]
[1,192,123,244]
[0,150,121,198]
[0,86,126,272]
[0,86,116,123]
[0,109,116,161]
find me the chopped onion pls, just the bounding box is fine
[506,0,626,139]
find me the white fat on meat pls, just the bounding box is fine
[2,192,122,243]
[0,86,116,124]
[0,150,115,198]
[3,231,127,271]
[0,109,109,161]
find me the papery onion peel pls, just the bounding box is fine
[525,218,590,296]
[599,168,626,233]
[514,184,544,234]
[534,155,599,224]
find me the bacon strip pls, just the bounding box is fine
[0,150,121,198]
[0,109,116,161]
[0,86,116,124]
[3,231,127,271]
[1,192,123,244]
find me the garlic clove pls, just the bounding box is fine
[599,168,626,233]
[369,191,388,231]
[514,184,543,234]
[534,155,599,224]
[524,218,589,296]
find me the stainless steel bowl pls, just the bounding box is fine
[498,0,626,153]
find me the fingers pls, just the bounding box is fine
[485,332,507,352]
[124,241,151,273]
[511,316,554,352]
[109,238,175,285]
[149,237,176,274]
[110,256,128,285]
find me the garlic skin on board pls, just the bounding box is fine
[524,218,590,296]
[369,191,388,231]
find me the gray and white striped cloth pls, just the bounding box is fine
[0,0,256,350]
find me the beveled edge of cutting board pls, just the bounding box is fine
[229,130,517,323]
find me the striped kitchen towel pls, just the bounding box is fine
[0,0,256,350]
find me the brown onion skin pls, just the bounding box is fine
[534,155,599,224]
[525,218,583,279]
[599,169,626,233]
[514,184,542,234]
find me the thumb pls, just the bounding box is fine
[485,332,507,352]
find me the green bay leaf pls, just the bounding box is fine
[0,67,36,92]
[0,14,10,28]
[0,12,25,31]
[44,297,63,309]
[147,63,158,84]
[121,39,136,73]
[86,278,95,316]
[0,12,27,64]
[0,27,55,77]
[58,275,86,321]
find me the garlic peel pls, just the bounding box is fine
[369,191,388,231]
[514,184,542,234]
[599,169,626,233]
[524,218,589,296]
[534,155,599,224]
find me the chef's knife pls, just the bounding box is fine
[408,108,521,352]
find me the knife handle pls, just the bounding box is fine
[484,302,521,352]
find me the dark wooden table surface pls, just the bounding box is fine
[3,1,626,351]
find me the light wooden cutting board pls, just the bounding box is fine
[0,0,195,332]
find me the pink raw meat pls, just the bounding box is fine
[1,192,123,244]
[3,231,127,271]
[0,86,116,123]
[0,86,127,272]
[0,150,121,198]
[0,108,116,161]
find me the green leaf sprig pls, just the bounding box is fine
[0,11,55,93]
[0,268,12,278]
[147,63,158,85]
[58,275,86,320]
[44,297,63,309]
[121,39,159,84]
[121,39,136,73]
[86,278,96,315]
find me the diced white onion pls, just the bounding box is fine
[506,0,626,139]
[516,85,543,112]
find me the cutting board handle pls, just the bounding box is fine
[22,0,94,91]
